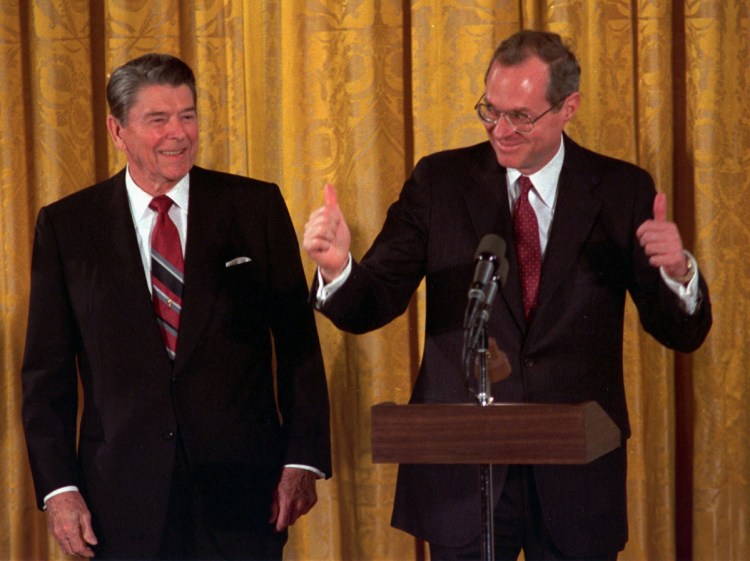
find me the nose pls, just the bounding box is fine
[166,116,187,138]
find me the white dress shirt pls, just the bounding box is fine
[125,171,189,292]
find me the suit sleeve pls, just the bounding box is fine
[265,186,332,476]
[315,156,433,334]
[21,207,81,509]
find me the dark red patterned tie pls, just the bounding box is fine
[149,195,184,360]
[514,176,541,319]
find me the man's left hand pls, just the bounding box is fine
[269,467,318,532]
[636,192,689,279]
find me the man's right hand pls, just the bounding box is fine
[46,491,98,558]
[303,184,351,283]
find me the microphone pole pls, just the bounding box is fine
[474,324,494,561]
[461,235,508,561]
[472,284,495,561]
[472,278,498,407]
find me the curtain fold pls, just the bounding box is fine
[685,2,750,560]
[2,1,746,559]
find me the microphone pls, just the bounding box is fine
[462,235,508,390]
[463,234,507,330]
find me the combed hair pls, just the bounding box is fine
[107,53,196,123]
[485,30,580,106]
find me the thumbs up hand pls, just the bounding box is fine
[303,184,352,283]
[636,192,689,280]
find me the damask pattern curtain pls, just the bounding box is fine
[1,1,747,560]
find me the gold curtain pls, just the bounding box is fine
[1,1,747,559]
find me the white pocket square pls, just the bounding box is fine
[225,256,252,267]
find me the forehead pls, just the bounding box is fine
[484,57,550,107]
[130,83,196,114]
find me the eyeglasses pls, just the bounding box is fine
[474,94,559,133]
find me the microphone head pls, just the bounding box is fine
[475,234,506,261]
[464,234,508,330]
[470,234,506,289]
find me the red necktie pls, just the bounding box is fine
[149,195,184,360]
[514,176,541,319]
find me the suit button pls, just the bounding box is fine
[524,358,535,368]
[162,431,175,440]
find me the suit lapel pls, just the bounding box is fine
[82,168,233,374]
[86,171,172,363]
[466,144,526,330]
[465,144,507,241]
[533,138,602,327]
[172,168,232,375]
[463,138,605,334]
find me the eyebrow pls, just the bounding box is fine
[487,103,533,114]
[483,97,532,113]
[143,106,197,118]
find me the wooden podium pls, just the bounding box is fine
[371,401,620,465]
[371,401,620,560]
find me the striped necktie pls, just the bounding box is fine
[514,176,541,319]
[149,195,184,360]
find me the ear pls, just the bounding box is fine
[106,114,127,151]
[561,92,580,122]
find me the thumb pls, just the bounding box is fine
[653,192,667,222]
[269,494,280,524]
[82,525,98,546]
[324,183,339,210]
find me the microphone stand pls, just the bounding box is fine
[463,296,496,561]
[475,329,495,561]
[463,263,503,561]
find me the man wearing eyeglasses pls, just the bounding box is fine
[304,30,711,560]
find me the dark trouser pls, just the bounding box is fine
[429,466,618,561]
[157,440,284,561]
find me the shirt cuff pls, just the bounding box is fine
[660,251,700,315]
[43,466,326,512]
[43,486,80,510]
[315,254,353,305]
[284,464,327,479]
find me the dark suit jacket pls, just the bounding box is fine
[22,166,331,559]
[314,136,711,557]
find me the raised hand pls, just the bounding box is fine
[636,192,689,280]
[303,184,352,283]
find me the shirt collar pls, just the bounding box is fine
[125,167,190,222]
[506,136,565,210]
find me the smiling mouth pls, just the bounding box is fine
[160,149,186,156]
[497,139,524,150]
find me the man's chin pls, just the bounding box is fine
[492,144,526,168]
[161,164,193,180]
[494,153,522,170]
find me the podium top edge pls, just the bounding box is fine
[372,401,600,409]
